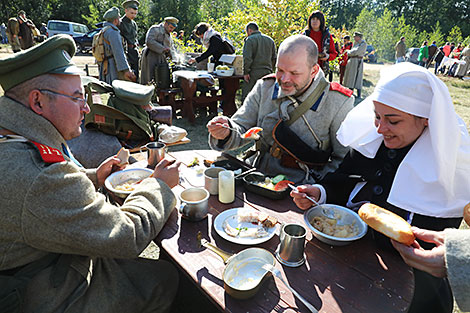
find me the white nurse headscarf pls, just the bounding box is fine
[337,62,470,218]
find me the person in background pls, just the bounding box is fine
[343,31,367,98]
[395,36,406,63]
[392,227,470,313]
[6,16,21,52]
[177,30,184,40]
[455,44,470,79]
[0,23,7,44]
[188,22,233,67]
[442,42,451,57]
[98,7,136,84]
[291,63,470,313]
[118,0,140,80]
[0,34,180,313]
[302,10,338,79]
[339,35,352,85]
[140,16,178,85]
[242,21,277,101]
[207,35,354,184]
[17,10,34,50]
[417,40,428,67]
[427,40,437,68]
[39,23,47,36]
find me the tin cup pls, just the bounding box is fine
[178,187,209,221]
[276,223,307,267]
[140,141,166,168]
[204,167,226,195]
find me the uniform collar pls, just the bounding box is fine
[0,96,67,152]
[104,21,119,31]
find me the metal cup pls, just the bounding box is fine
[141,141,166,168]
[204,167,226,195]
[276,223,307,267]
[178,188,209,221]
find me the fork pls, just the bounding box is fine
[262,264,318,313]
[288,184,336,220]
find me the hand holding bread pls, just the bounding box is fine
[358,203,415,246]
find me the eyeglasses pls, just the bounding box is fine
[38,89,88,108]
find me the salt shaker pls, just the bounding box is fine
[218,170,235,203]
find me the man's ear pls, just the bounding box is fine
[311,63,319,77]
[28,90,44,115]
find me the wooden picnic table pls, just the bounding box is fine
[173,70,242,123]
[145,149,414,313]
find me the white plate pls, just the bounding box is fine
[214,208,277,245]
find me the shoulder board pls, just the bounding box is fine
[329,82,353,97]
[262,73,276,80]
[31,141,65,163]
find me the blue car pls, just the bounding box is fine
[73,27,101,54]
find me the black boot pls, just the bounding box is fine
[357,89,361,98]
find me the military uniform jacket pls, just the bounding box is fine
[209,70,354,184]
[140,23,174,85]
[99,21,130,84]
[118,16,138,47]
[343,39,367,90]
[243,31,276,76]
[0,96,176,312]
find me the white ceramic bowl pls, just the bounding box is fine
[105,168,154,198]
[215,67,234,77]
[303,204,368,246]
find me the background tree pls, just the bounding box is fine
[447,25,464,45]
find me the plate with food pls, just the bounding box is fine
[105,168,154,198]
[214,208,278,245]
[304,204,367,246]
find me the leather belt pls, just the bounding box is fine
[349,56,363,59]
[128,44,136,48]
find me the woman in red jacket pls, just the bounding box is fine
[303,10,338,78]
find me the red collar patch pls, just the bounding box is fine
[329,82,353,97]
[31,141,65,163]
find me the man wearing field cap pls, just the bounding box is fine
[119,0,140,80]
[141,16,178,85]
[343,31,367,98]
[99,6,136,83]
[0,35,180,313]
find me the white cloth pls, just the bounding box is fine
[337,62,470,218]
[202,28,219,48]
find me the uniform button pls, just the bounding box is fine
[375,170,383,177]
[373,185,384,195]
[384,163,393,172]
[387,150,397,159]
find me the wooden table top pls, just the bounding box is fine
[152,150,414,313]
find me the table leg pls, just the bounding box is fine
[180,78,197,123]
[221,77,240,116]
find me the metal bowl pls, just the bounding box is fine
[304,204,368,246]
[243,172,290,200]
[105,168,154,198]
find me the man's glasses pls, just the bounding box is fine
[38,89,88,108]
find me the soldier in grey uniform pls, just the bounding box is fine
[118,0,140,80]
[207,35,354,184]
[242,21,277,101]
[140,17,178,85]
[0,35,180,313]
[343,32,367,98]
[99,6,136,84]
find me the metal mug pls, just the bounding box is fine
[140,141,166,168]
[204,167,226,195]
[276,223,307,267]
[178,188,209,221]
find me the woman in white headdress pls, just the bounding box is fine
[291,62,470,313]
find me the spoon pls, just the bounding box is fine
[288,184,336,220]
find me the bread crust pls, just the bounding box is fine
[464,203,470,227]
[358,203,415,246]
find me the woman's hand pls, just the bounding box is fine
[96,156,126,187]
[188,58,196,64]
[319,53,329,61]
[290,185,321,210]
[391,227,447,278]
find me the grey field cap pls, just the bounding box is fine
[112,80,154,106]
